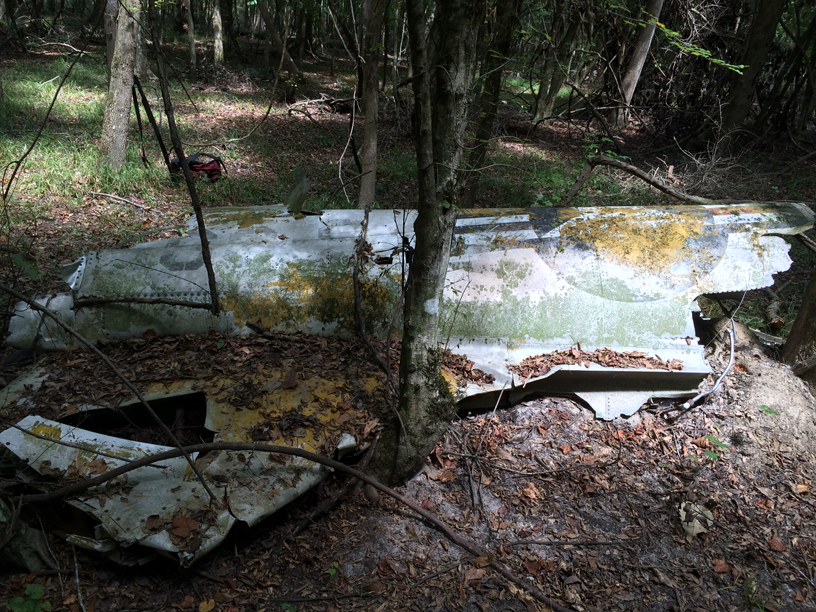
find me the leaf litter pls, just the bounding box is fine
[2,330,816,611]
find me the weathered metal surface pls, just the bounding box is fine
[6,202,814,418]
[0,365,370,565]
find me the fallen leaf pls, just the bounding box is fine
[522,482,540,500]
[473,555,493,568]
[796,484,810,493]
[428,469,455,482]
[143,515,163,534]
[88,458,108,474]
[420,497,434,510]
[198,600,215,612]
[525,558,545,576]
[679,502,713,541]
[179,595,195,610]
[171,516,199,538]
[559,444,571,455]
[769,538,786,552]
[712,559,730,573]
[463,567,486,586]
[281,368,298,389]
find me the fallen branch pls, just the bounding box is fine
[560,154,721,207]
[73,296,214,310]
[0,281,218,505]
[89,192,149,210]
[796,233,816,256]
[7,441,574,612]
[0,419,169,469]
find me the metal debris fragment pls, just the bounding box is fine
[6,202,814,418]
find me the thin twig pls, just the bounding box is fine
[560,155,721,207]
[288,433,381,540]
[73,297,214,309]
[0,281,218,505]
[72,545,87,612]
[0,419,170,469]
[89,192,150,210]
[506,539,624,547]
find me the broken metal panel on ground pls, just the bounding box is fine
[6,203,814,418]
[0,366,372,565]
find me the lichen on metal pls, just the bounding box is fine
[6,202,814,418]
[0,361,375,565]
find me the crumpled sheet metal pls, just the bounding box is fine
[0,370,364,565]
[6,202,814,418]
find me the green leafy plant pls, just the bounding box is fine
[8,584,52,612]
[759,405,780,416]
[326,561,340,576]
[740,573,775,611]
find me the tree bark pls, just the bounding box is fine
[370,0,483,486]
[98,0,138,170]
[103,0,118,85]
[464,0,520,207]
[782,267,816,390]
[533,7,580,124]
[213,0,225,66]
[358,0,386,209]
[257,0,301,76]
[720,0,787,136]
[614,0,663,126]
[184,0,197,71]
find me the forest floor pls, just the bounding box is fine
[1,36,816,612]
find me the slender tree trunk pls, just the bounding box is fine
[464,0,520,207]
[213,0,224,66]
[99,0,139,169]
[782,268,816,390]
[103,0,118,85]
[614,0,663,126]
[88,0,106,28]
[185,0,197,71]
[533,12,580,124]
[257,0,301,76]
[358,0,386,210]
[370,0,484,486]
[720,0,787,136]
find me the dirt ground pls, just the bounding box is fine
[1,323,815,612]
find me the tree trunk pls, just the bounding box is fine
[782,267,816,391]
[533,10,580,124]
[720,0,787,137]
[257,0,301,76]
[185,0,197,71]
[213,0,224,66]
[370,0,483,486]
[103,0,118,85]
[98,0,138,170]
[464,0,520,208]
[614,0,663,126]
[358,0,386,209]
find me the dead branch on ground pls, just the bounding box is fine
[0,281,218,505]
[561,154,721,206]
[5,440,575,612]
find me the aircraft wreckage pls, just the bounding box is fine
[1,201,813,565]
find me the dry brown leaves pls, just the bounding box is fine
[509,347,684,380]
[442,349,496,385]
